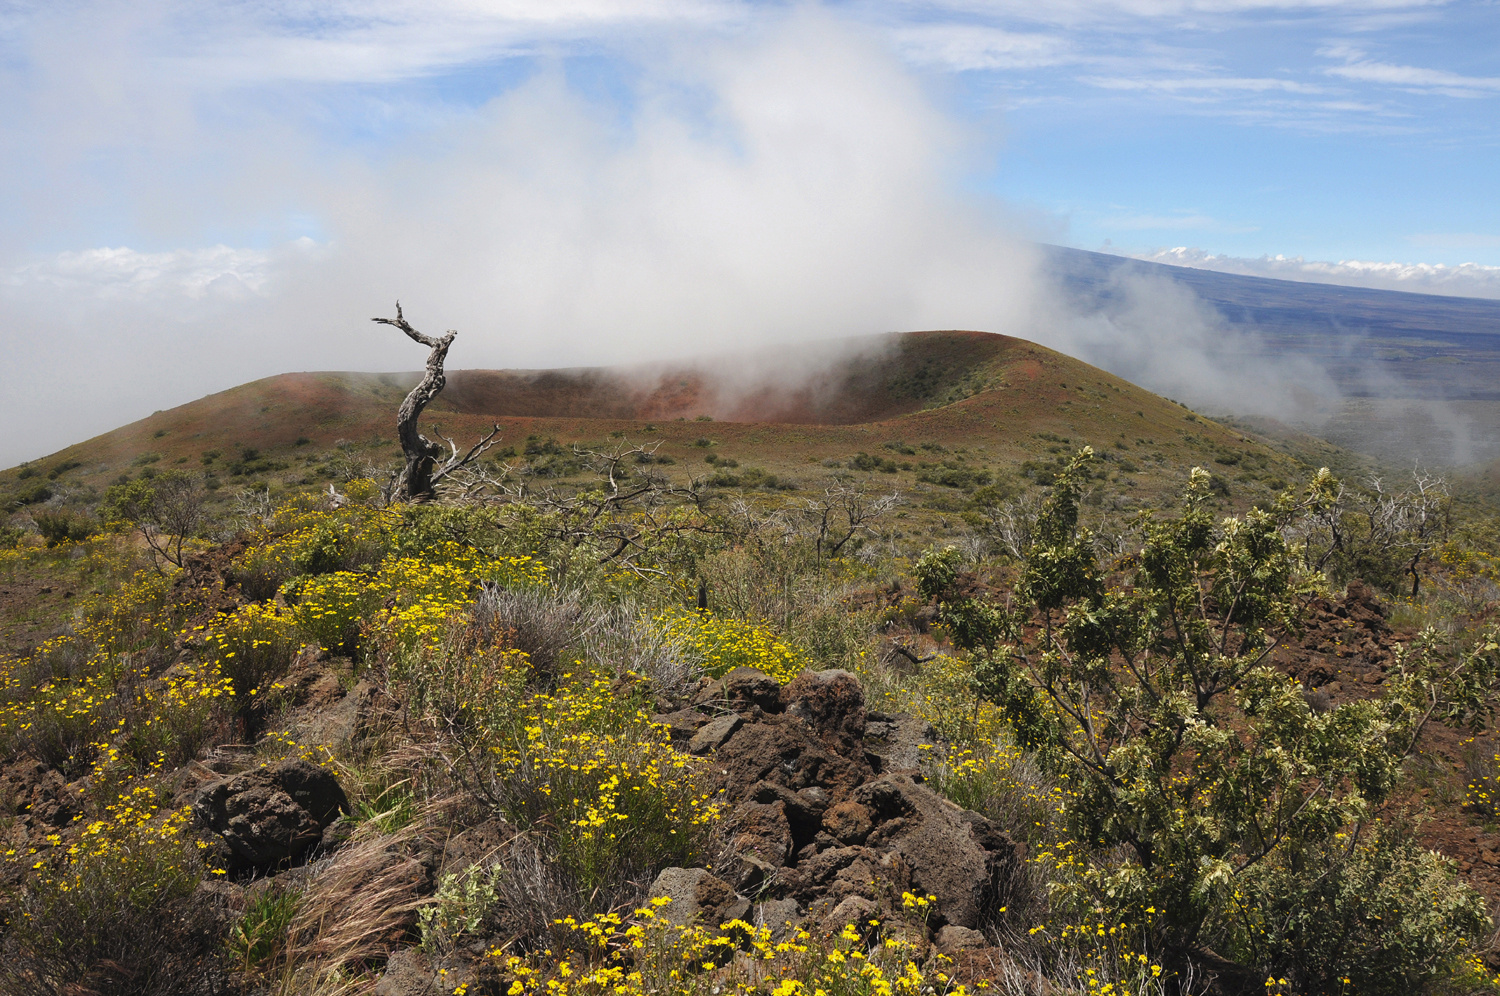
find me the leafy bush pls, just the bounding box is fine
[419,863,502,952]
[917,463,992,490]
[103,470,206,568]
[4,481,54,509]
[2,782,222,996]
[1216,823,1489,995]
[32,509,97,547]
[918,450,1500,986]
[232,504,392,598]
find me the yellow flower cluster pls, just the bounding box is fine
[203,542,545,685]
[0,635,120,746]
[1026,918,1166,995]
[1,572,238,769]
[12,746,204,900]
[1466,751,1500,817]
[198,601,299,699]
[234,503,393,584]
[494,899,983,996]
[654,608,810,684]
[922,743,1071,834]
[492,671,722,888]
[77,568,175,657]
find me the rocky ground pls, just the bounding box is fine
[370,665,1023,995]
[4,543,1498,992]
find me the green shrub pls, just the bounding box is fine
[919,450,1500,985]
[228,885,302,971]
[32,509,97,547]
[1217,825,1489,996]
[4,481,53,509]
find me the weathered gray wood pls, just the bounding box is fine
[372,303,499,501]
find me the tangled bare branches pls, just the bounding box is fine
[800,483,902,561]
[1292,466,1452,596]
[373,302,501,501]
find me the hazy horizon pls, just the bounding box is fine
[1,1,1496,467]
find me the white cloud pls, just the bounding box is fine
[898,0,1443,27]
[1319,43,1500,95]
[1326,61,1500,94]
[0,9,1043,466]
[3,243,300,300]
[1133,246,1500,298]
[10,0,744,88]
[891,23,1072,71]
[1084,75,1323,93]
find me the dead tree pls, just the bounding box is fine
[373,302,500,502]
[801,482,903,560]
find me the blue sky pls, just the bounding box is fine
[3,1,1497,268]
[0,0,1497,464]
[932,0,1500,267]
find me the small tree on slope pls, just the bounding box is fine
[917,449,1500,994]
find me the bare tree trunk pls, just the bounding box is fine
[373,303,457,502]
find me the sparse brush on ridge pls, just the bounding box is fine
[4,341,1500,996]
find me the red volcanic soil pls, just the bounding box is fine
[437,330,1010,425]
[6,329,1300,514]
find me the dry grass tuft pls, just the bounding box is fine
[289,826,436,969]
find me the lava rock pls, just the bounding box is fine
[822,800,874,845]
[863,712,938,772]
[852,773,1018,930]
[193,758,349,871]
[688,714,743,754]
[724,667,785,713]
[649,867,743,927]
[782,670,866,746]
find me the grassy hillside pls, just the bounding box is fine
[2,330,1305,517]
[2,330,1499,994]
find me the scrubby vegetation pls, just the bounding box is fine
[1,436,1499,996]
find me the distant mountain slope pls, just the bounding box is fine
[1046,245,1500,465]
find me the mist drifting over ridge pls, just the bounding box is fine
[2,4,1495,470]
[0,9,1044,467]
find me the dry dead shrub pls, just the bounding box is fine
[468,584,695,697]
[469,584,589,689]
[487,830,646,955]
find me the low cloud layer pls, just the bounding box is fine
[1132,246,1500,299]
[0,10,1041,467]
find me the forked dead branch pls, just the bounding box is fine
[372,302,500,502]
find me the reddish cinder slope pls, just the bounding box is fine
[437,330,1009,425]
[5,330,1291,505]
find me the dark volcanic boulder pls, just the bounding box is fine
[194,759,349,871]
[782,669,866,748]
[852,773,1017,930]
[712,716,871,802]
[687,667,1021,939]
